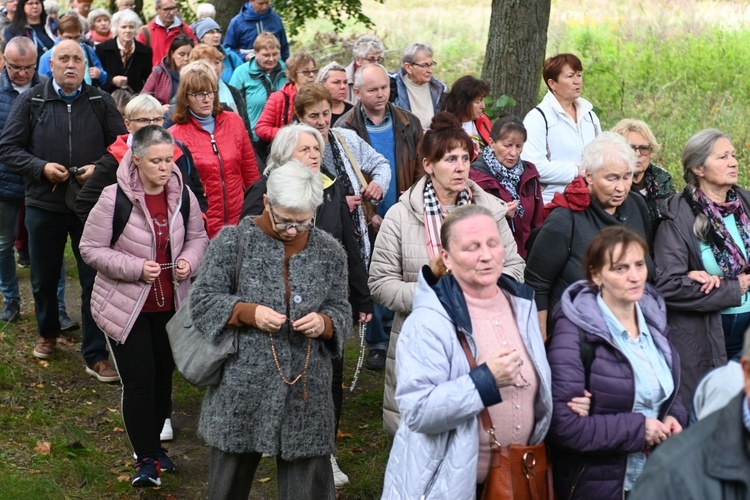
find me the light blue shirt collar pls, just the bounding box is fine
[52,79,82,97]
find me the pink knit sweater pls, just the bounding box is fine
[465,288,540,484]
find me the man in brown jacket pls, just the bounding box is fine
[334,63,423,371]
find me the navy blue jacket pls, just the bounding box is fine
[0,69,45,201]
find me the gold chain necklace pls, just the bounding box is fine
[269,332,313,400]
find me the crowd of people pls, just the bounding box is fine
[0,0,748,498]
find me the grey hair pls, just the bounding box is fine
[195,3,216,19]
[111,8,142,31]
[266,124,325,176]
[132,125,174,159]
[352,35,384,60]
[7,36,38,57]
[124,94,163,120]
[266,159,324,213]
[316,61,346,84]
[682,128,732,242]
[402,43,433,64]
[87,8,111,30]
[582,131,637,175]
[43,0,59,14]
[353,63,388,90]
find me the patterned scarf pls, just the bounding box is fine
[695,188,750,277]
[482,146,525,219]
[642,164,661,220]
[423,177,472,258]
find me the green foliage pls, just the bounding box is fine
[274,0,385,37]
[551,23,750,187]
[484,95,518,121]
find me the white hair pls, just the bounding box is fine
[111,9,142,31]
[266,124,325,176]
[266,160,323,213]
[582,131,637,175]
[352,35,384,60]
[195,3,216,19]
[402,43,432,64]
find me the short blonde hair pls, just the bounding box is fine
[611,118,661,155]
[253,31,280,52]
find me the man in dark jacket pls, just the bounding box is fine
[0,36,44,322]
[224,0,289,62]
[631,331,750,499]
[0,39,127,381]
[334,63,424,371]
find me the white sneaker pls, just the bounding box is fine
[160,418,173,441]
[330,454,349,488]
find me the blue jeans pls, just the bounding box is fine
[366,302,393,351]
[57,260,67,312]
[25,205,108,365]
[721,311,750,360]
[0,197,22,303]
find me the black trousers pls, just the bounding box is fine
[108,310,174,459]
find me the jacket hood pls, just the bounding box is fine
[108,134,186,164]
[240,2,276,21]
[556,280,669,340]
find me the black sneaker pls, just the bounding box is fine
[132,457,161,487]
[0,301,20,323]
[58,310,79,332]
[16,249,29,268]
[158,448,175,473]
[364,349,386,371]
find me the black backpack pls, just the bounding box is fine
[110,185,190,246]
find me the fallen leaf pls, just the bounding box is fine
[108,408,118,413]
[117,474,130,482]
[258,477,271,483]
[85,402,92,405]
[34,441,51,455]
[113,427,125,433]
[38,360,49,367]
[165,495,179,500]
[337,431,353,439]
[34,383,44,390]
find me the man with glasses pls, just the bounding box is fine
[392,43,446,129]
[137,0,196,67]
[0,39,127,381]
[225,0,290,63]
[344,35,386,104]
[0,36,43,324]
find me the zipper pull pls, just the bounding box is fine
[210,134,218,155]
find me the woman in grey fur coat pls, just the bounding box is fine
[190,161,352,499]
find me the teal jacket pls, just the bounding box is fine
[229,57,287,141]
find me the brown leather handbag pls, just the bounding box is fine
[457,331,554,500]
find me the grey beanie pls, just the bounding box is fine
[192,17,221,42]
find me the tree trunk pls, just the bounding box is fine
[481,0,551,118]
[215,0,246,33]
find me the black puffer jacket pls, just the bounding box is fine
[241,173,373,317]
[0,79,127,212]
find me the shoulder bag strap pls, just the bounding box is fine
[456,330,494,433]
[332,129,368,189]
[232,228,244,295]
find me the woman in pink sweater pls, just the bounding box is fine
[80,126,208,489]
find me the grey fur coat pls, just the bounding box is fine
[190,218,351,459]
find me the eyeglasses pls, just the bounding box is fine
[364,56,385,64]
[130,116,165,125]
[269,204,315,232]
[6,62,36,72]
[25,1,42,6]
[159,5,178,12]
[630,145,652,156]
[187,90,217,101]
[296,68,319,77]
[410,61,438,69]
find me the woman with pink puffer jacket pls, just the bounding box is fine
[80,126,209,489]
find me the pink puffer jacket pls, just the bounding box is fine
[80,149,209,343]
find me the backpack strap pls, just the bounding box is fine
[579,326,595,389]
[588,111,600,136]
[175,140,193,178]
[111,185,134,246]
[535,106,551,161]
[179,184,190,233]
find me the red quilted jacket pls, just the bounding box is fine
[254,82,297,142]
[169,111,260,238]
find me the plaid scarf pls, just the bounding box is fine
[695,188,750,277]
[482,146,525,219]
[423,177,472,258]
